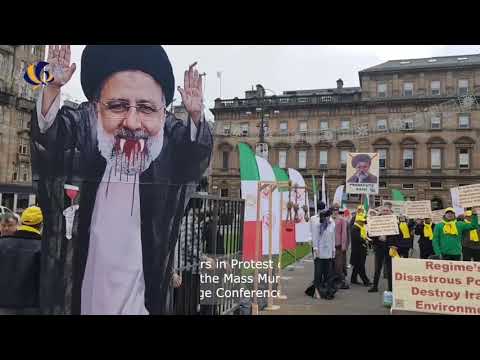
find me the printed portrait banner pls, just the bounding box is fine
[457,184,480,208]
[345,153,379,195]
[367,215,399,237]
[404,201,432,219]
[431,209,445,224]
[392,258,480,315]
[382,200,406,217]
[288,168,311,243]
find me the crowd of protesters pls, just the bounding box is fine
[308,201,480,300]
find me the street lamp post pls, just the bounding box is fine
[256,86,277,160]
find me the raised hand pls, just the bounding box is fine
[47,45,76,88]
[177,62,204,126]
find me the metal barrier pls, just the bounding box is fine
[172,193,244,315]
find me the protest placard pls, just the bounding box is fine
[405,201,432,219]
[345,153,379,195]
[392,258,480,315]
[430,209,445,224]
[382,200,405,217]
[457,184,480,208]
[366,215,399,237]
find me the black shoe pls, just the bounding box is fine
[363,280,372,287]
[350,280,360,285]
[368,287,378,293]
[340,283,350,290]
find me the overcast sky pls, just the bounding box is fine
[58,45,480,121]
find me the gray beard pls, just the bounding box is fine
[96,115,164,183]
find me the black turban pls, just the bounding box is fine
[81,45,175,105]
[351,154,372,167]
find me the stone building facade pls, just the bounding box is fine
[0,45,46,212]
[210,54,480,210]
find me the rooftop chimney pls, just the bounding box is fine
[337,78,344,89]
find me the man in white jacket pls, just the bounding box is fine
[310,209,336,300]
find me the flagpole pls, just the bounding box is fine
[265,184,280,311]
[217,71,222,99]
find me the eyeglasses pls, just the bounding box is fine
[98,100,165,118]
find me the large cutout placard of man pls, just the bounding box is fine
[31,45,213,315]
[346,153,379,195]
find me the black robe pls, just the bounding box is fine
[349,225,368,267]
[30,102,213,315]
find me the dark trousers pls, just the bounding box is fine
[372,243,392,291]
[314,258,333,289]
[174,272,200,315]
[334,248,347,283]
[351,252,370,285]
[419,241,434,259]
[398,247,410,258]
[463,247,480,262]
[442,254,462,261]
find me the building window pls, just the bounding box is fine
[458,114,470,129]
[431,148,441,169]
[401,118,414,130]
[18,143,28,155]
[320,121,328,130]
[377,83,387,97]
[223,125,230,135]
[379,181,387,188]
[279,150,287,168]
[222,151,229,169]
[403,149,414,169]
[403,82,413,96]
[340,120,350,130]
[431,80,440,96]
[298,150,307,169]
[376,119,387,131]
[431,115,441,129]
[409,196,416,201]
[340,150,349,168]
[240,123,249,136]
[280,121,288,134]
[430,182,442,189]
[12,172,17,181]
[221,188,229,197]
[402,184,414,189]
[319,150,328,168]
[23,173,27,182]
[299,121,307,133]
[459,148,470,169]
[378,149,387,169]
[458,79,469,96]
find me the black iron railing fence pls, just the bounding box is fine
[172,193,244,315]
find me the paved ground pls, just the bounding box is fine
[261,247,396,315]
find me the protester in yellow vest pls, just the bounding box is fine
[433,208,478,261]
[398,215,413,258]
[414,217,435,259]
[462,210,480,261]
[349,214,371,286]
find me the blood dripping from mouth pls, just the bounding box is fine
[114,137,148,176]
